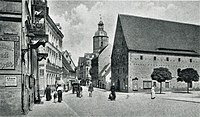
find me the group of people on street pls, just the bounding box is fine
[45,83,155,103]
[75,83,94,98]
[44,84,63,103]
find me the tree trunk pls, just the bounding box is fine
[187,82,189,93]
[160,82,162,94]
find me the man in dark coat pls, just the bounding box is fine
[44,85,51,101]
[57,84,63,102]
[88,84,94,97]
[109,85,116,101]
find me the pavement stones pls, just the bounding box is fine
[24,87,200,117]
[25,93,79,117]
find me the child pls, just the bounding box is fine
[53,90,58,103]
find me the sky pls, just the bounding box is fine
[47,0,200,66]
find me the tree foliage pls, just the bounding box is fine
[177,68,199,83]
[151,67,172,82]
[151,67,172,94]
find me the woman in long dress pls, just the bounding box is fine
[151,86,155,99]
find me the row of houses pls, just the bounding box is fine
[0,0,76,116]
[77,19,112,90]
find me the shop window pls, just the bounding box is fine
[165,82,170,88]
[143,81,152,89]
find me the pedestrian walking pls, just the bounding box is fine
[44,85,51,101]
[79,86,83,98]
[151,85,156,99]
[88,84,94,97]
[53,90,58,103]
[108,85,116,101]
[57,84,63,102]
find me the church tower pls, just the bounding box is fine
[93,16,109,53]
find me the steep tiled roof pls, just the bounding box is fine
[62,55,74,72]
[118,14,200,54]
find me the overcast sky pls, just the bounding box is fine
[47,0,200,65]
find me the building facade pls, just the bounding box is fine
[98,44,112,89]
[62,50,76,91]
[112,14,200,92]
[78,53,95,86]
[39,13,64,94]
[0,0,48,115]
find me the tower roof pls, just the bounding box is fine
[94,19,107,36]
[98,21,104,26]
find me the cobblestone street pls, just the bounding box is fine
[26,86,200,117]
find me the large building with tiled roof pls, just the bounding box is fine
[111,14,200,92]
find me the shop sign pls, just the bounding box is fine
[5,76,17,87]
[0,41,15,69]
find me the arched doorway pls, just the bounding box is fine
[117,79,120,91]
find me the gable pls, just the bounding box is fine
[112,17,128,58]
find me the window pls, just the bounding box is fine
[165,82,169,88]
[178,58,181,62]
[140,56,143,60]
[154,56,156,61]
[143,81,152,89]
[40,69,44,76]
[153,82,156,87]
[101,41,103,47]
[190,59,192,63]
[166,57,169,61]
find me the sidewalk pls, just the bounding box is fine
[159,91,200,103]
[25,91,79,117]
[97,87,200,103]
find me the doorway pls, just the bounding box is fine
[132,78,138,91]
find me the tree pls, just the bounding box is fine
[177,68,199,93]
[151,67,172,94]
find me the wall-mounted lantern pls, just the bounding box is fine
[21,49,29,64]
